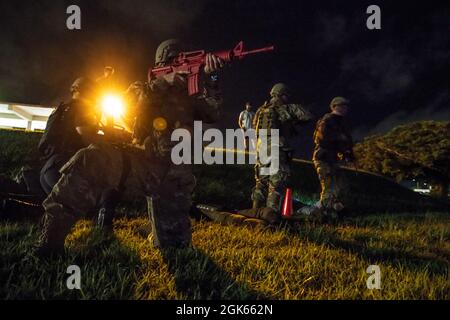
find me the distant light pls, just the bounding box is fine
[101,94,124,119]
[413,188,431,194]
[153,117,167,131]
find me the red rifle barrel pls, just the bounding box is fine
[241,45,275,56]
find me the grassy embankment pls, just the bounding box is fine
[0,129,449,299]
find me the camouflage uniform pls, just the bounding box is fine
[252,84,313,212]
[35,40,222,254]
[313,105,353,210]
[39,97,99,195]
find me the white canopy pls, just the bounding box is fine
[0,102,54,131]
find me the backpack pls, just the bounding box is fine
[38,102,71,159]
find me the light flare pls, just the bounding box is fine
[101,94,124,119]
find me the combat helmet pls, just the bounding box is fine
[329,96,350,108]
[155,39,182,66]
[270,83,290,98]
[70,77,96,95]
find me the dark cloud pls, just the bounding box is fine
[0,0,207,104]
[340,46,415,99]
[98,0,205,37]
[0,0,448,156]
[313,13,350,51]
[353,91,450,140]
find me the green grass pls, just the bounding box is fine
[0,129,43,177]
[1,128,448,213]
[193,161,450,214]
[1,213,449,300]
[1,129,449,300]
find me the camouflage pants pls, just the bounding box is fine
[37,143,195,252]
[252,150,290,211]
[313,160,343,209]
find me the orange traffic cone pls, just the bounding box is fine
[282,188,293,217]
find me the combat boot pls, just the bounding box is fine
[136,196,156,238]
[148,195,192,249]
[323,201,345,222]
[257,207,280,224]
[243,218,268,228]
[136,222,152,238]
[34,206,77,257]
[238,207,280,224]
[266,192,282,213]
[97,189,120,233]
[251,188,266,209]
[291,201,325,222]
[97,207,114,234]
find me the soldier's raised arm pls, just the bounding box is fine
[193,71,223,123]
[286,104,314,123]
[277,103,314,125]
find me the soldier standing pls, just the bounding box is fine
[309,96,354,216]
[238,102,255,150]
[251,83,313,214]
[33,39,224,255]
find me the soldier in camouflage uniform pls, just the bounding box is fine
[34,39,224,255]
[198,84,313,225]
[309,96,354,215]
[251,83,313,214]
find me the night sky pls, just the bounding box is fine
[0,0,449,157]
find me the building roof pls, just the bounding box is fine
[0,101,54,130]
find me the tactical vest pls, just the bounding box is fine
[134,83,186,160]
[38,102,77,159]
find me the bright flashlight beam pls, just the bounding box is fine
[102,95,124,119]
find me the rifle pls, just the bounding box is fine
[148,41,274,96]
[341,150,359,175]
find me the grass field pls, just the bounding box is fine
[0,213,449,299]
[1,129,449,300]
[193,161,450,214]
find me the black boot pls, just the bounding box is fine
[97,189,120,233]
[34,208,76,257]
[136,196,155,238]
